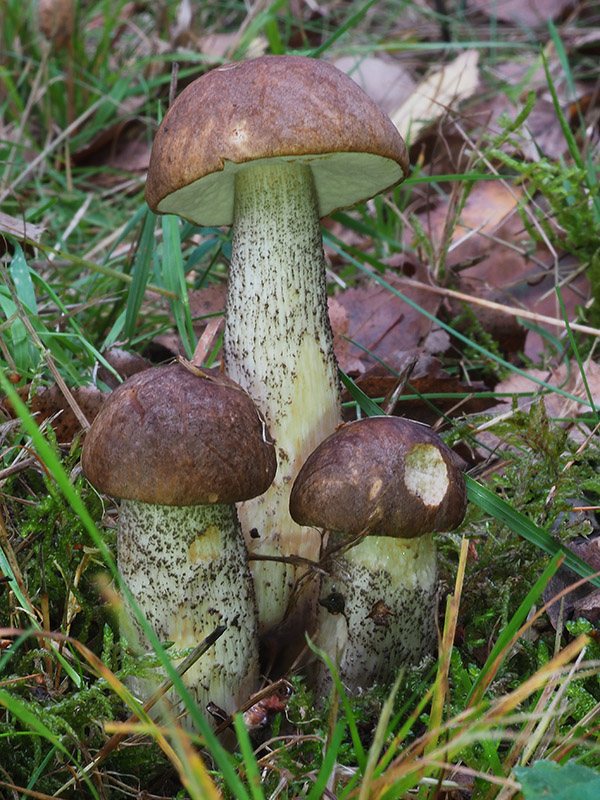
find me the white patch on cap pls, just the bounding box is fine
[404,444,448,507]
[368,477,383,500]
[230,122,249,144]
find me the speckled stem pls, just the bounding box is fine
[118,499,258,722]
[224,161,342,635]
[311,532,438,694]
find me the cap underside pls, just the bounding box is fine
[156,152,404,227]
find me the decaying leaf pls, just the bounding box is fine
[493,361,600,431]
[390,50,480,144]
[96,347,150,390]
[0,212,46,247]
[72,118,151,187]
[470,0,575,27]
[152,283,226,358]
[543,534,600,629]
[344,355,493,425]
[3,384,107,443]
[333,262,440,374]
[333,54,416,114]
[38,0,74,49]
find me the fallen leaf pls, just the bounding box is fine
[492,360,600,428]
[390,50,480,144]
[333,54,416,114]
[3,384,107,443]
[470,0,574,27]
[543,533,600,629]
[152,283,226,359]
[333,262,440,373]
[344,355,493,425]
[0,212,46,246]
[73,119,150,186]
[96,347,150,390]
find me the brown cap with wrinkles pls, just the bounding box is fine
[82,364,276,506]
[290,416,467,538]
[146,55,409,226]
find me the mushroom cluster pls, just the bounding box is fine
[82,54,467,724]
[145,54,410,636]
[82,363,276,720]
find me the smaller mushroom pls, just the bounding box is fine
[289,416,466,693]
[82,363,276,723]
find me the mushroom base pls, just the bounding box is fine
[310,532,438,694]
[117,500,258,726]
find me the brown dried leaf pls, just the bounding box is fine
[543,534,600,629]
[73,120,150,184]
[96,348,150,390]
[417,180,523,267]
[446,277,527,359]
[390,50,480,144]
[4,384,107,443]
[470,0,574,27]
[333,54,416,114]
[344,355,493,425]
[0,212,46,247]
[38,0,74,49]
[412,178,589,361]
[152,283,227,359]
[333,262,440,373]
[493,361,600,427]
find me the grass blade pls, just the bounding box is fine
[307,717,347,800]
[311,0,380,57]
[233,714,263,800]
[466,476,600,588]
[306,635,367,771]
[124,206,156,339]
[466,551,563,706]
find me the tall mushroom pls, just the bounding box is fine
[81,363,276,721]
[145,55,410,635]
[289,416,467,692]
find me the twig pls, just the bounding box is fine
[396,276,600,338]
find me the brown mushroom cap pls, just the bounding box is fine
[82,364,276,506]
[145,55,409,227]
[289,416,467,538]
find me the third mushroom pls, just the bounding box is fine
[290,416,467,692]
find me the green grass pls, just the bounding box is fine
[1,0,600,796]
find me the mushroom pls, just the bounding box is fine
[145,55,410,635]
[289,416,467,692]
[81,363,276,721]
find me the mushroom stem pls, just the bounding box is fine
[224,160,342,633]
[314,532,437,693]
[118,500,258,720]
